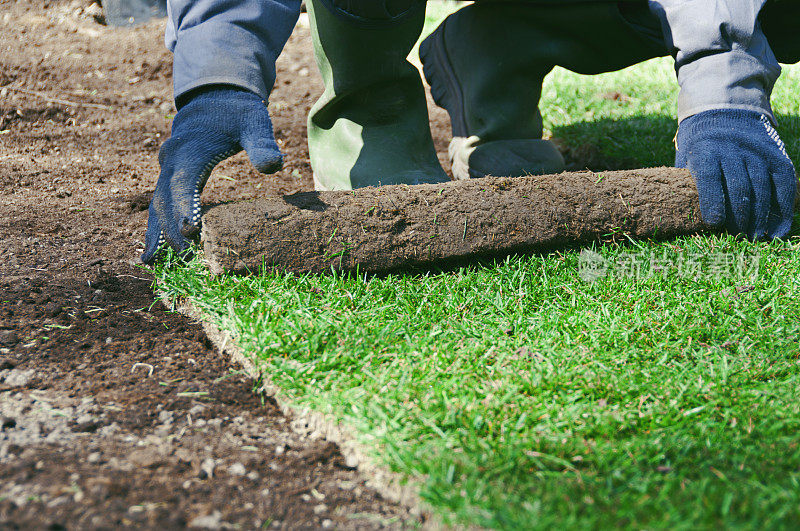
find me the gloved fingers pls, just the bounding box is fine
[161,213,193,261]
[142,158,206,265]
[141,210,194,266]
[745,157,772,240]
[243,140,284,174]
[241,116,284,174]
[674,141,690,170]
[141,201,168,265]
[719,157,754,236]
[767,160,798,239]
[161,138,239,243]
[689,155,727,229]
[168,167,206,241]
[141,188,192,265]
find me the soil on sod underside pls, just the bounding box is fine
[203,168,710,275]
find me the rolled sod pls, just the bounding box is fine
[201,167,712,275]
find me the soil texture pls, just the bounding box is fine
[202,167,710,275]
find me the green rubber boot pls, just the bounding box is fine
[419,1,668,180]
[306,0,448,190]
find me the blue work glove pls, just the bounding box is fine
[676,109,797,240]
[141,86,283,265]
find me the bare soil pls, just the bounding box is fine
[0,1,437,528]
[201,167,707,275]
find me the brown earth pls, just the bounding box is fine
[0,1,443,528]
[202,167,709,275]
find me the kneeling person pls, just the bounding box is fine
[306,0,799,240]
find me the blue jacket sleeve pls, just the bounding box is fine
[166,0,301,103]
[648,0,781,123]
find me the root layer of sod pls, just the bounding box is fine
[201,168,708,275]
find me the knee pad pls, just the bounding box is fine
[316,0,426,24]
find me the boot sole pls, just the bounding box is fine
[419,21,469,138]
[419,12,565,180]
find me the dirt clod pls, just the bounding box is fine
[1,369,35,388]
[0,331,19,348]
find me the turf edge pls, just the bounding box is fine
[157,288,433,525]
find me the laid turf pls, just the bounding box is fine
[154,8,800,528]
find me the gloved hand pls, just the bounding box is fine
[141,86,283,265]
[676,109,797,240]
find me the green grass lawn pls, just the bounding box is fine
[154,7,800,529]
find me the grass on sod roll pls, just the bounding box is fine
[153,16,800,529]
